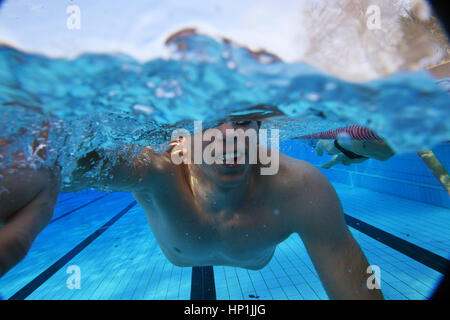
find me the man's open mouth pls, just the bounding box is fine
[217,151,245,167]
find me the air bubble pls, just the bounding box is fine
[221,51,230,59]
[133,104,154,115]
[306,93,320,102]
[156,87,176,99]
[226,61,237,69]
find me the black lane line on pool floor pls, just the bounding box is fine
[191,266,216,300]
[50,193,110,223]
[9,201,137,300]
[344,213,449,274]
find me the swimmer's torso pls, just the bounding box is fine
[131,154,299,270]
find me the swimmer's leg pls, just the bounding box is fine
[417,150,450,196]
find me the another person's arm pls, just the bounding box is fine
[0,167,60,277]
[291,164,384,299]
[0,124,159,277]
[0,122,61,277]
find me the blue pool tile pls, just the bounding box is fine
[294,283,319,300]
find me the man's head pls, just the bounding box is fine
[171,119,261,188]
[198,119,260,187]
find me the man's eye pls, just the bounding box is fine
[234,120,251,126]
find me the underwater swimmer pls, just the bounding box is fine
[314,62,450,168]
[315,138,395,169]
[0,119,383,300]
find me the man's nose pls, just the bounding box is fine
[217,122,235,136]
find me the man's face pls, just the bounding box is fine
[197,120,259,187]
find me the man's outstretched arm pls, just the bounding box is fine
[62,144,157,193]
[291,163,384,300]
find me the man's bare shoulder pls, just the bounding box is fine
[275,152,343,234]
[276,152,325,187]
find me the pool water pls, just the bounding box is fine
[1,31,449,182]
[1,5,449,300]
[0,140,448,300]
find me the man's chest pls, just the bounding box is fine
[133,190,293,268]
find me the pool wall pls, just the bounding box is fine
[281,140,450,209]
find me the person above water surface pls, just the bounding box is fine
[0,30,449,300]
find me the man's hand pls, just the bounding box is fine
[315,139,394,169]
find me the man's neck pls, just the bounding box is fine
[185,165,258,214]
